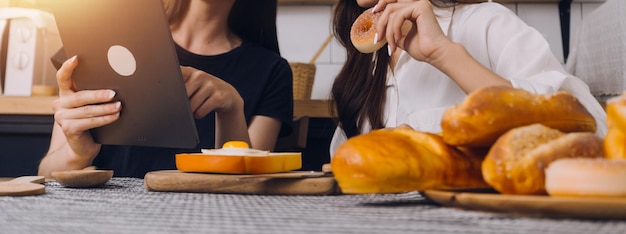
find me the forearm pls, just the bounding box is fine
[214,107,250,149]
[431,43,512,93]
[38,143,98,178]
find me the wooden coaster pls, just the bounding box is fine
[0,176,46,196]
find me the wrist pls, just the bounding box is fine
[65,143,100,167]
[218,96,244,118]
[427,42,466,71]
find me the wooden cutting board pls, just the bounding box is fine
[422,189,626,220]
[144,170,340,195]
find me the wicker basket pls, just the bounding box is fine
[289,34,333,100]
[290,62,316,100]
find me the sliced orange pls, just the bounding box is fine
[175,141,302,174]
[175,153,302,174]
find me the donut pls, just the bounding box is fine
[545,158,626,197]
[350,8,387,54]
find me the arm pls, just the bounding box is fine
[180,66,253,149]
[375,0,511,93]
[181,65,288,151]
[214,104,283,151]
[248,116,282,151]
[38,56,121,177]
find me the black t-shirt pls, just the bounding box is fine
[93,41,294,178]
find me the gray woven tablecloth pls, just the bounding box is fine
[0,178,624,234]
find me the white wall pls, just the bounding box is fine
[277,1,606,100]
[277,5,341,100]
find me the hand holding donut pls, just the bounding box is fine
[351,0,454,63]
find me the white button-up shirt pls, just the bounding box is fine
[330,2,608,156]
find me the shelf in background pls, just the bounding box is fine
[293,99,335,118]
[0,96,56,115]
[0,96,336,118]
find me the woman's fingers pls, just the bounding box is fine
[188,83,216,118]
[375,2,407,54]
[53,102,121,138]
[56,111,120,136]
[374,0,445,59]
[56,56,79,96]
[181,66,242,118]
[387,4,420,52]
[52,88,121,136]
[53,90,117,111]
[54,99,121,120]
[372,0,404,13]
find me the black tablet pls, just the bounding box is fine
[44,0,199,148]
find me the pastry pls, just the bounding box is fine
[441,86,597,147]
[331,128,488,194]
[482,124,603,195]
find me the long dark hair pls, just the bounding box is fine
[162,0,280,55]
[331,0,466,138]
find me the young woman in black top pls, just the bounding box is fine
[39,0,294,178]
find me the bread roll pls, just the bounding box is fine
[545,158,626,197]
[604,93,626,159]
[482,124,603,195]
[441,86,597,147]
[331,128,488,194]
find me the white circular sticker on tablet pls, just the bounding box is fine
[107,45,136,76]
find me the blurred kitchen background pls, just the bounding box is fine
[0,0,609,177]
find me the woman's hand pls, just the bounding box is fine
[374,0,454,64]
[180,66,244,118]
[180,66,250,147]
[51,56,121,158]
[373,0,511,93]
[40,56,121,177]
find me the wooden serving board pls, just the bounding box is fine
[144,170,340,195]
[422,189,626,220]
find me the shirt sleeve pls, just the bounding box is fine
[329,126,347,158]
[255,58,294,137]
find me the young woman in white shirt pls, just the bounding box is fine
[329,0,607,154]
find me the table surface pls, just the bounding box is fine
[1,178,624,234]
